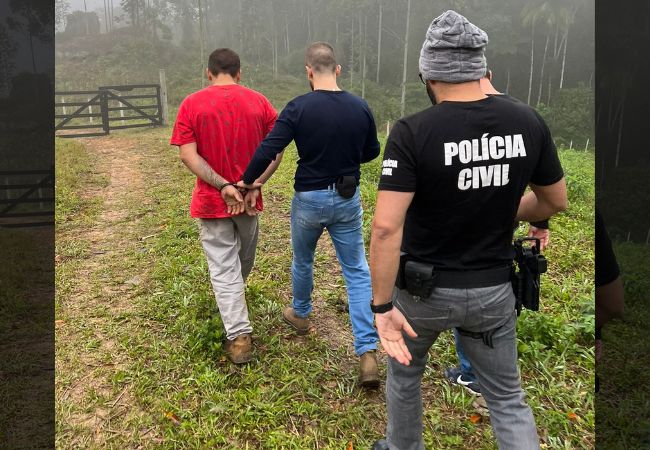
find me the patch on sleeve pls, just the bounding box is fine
[382,158,398,176]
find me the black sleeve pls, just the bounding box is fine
[595,210,620,287]
[530,219,549,229]
[361,104,380,163]
[377,120,417,192]
[530,112,565,186]
[242,101,296,184]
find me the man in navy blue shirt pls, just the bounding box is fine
[238,42,381,387]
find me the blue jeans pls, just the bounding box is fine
[290,188,378,356]
[454,328,477,381]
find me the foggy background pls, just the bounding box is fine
[52,0,594,146]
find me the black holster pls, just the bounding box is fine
[511,238,547,315]
[335,175,357,199]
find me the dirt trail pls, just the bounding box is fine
[56,134,162,447]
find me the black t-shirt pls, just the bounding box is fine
[378,95,564,270]
[595,210,620,287]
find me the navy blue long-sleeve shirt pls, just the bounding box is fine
[242,90,381,191]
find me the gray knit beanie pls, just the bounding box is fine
[419,10,488,83]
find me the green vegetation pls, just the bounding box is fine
[596,242,650,449]
[55,129,594,448]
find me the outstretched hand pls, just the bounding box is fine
[375,308,418,366]
[221,185,245,215]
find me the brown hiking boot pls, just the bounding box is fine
[282,306,309,335]
[358,350,380,388]
[224,334,253,364]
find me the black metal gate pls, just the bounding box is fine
[55,84,163,138]
[0,169,55,228]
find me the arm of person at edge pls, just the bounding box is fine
[515,178,568,223]
[238,108,296,190]
[369,190,418,366]
[361,109,381,163]
[178,142,246,216]
[241,152,285,216]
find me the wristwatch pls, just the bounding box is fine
[370,300,394,314]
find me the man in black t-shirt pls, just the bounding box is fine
[369,11,567,450]
[444,68,552,402]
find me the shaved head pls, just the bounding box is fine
[305,42,337,74]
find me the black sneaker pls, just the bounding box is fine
[444,366,481,395]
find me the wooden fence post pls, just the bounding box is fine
[88,97,94,124]
[159,69,170,126]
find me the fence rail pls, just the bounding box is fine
[55,78,168,138]
[0,169,55,228]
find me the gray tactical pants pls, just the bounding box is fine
[385,283,540,450]
[198,215,258,340]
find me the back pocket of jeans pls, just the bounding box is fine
[396,292,452,331]
[480,292,515,321]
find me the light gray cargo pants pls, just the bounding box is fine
[198,215,258,340]
[385,283,540,450]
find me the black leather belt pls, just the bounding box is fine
[434,265,512,289]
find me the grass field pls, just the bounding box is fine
[596,242,650,449]
[55,128,594,449]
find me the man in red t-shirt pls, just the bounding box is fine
[170,48,280,364]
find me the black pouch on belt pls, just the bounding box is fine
[404,261,436,298]
[335,175,357,199]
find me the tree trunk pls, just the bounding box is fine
[505,67,510,94]
[615,97,625,167]
[559,28,568,89]
[198,0,205,88]
[335,20,339,47]
[307,5,311,43]
[361,15,367,99]
[400,0,411,117]
[376,0,382,84]
[527,21,535,105]
[285,14,290,53]
[547,75,552,105]
[536,34,549,106]
[103,0,109,33]
[350,16,354,88]
[28,29,36,72]
[238,0,243,51]
[109,0,114,31]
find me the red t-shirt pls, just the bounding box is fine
[170,84,277,218]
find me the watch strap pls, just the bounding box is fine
[370,301,394,314]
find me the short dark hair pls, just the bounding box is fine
[208,48,240,77]
[305,42,336,73]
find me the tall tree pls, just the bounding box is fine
[376,0,382,84]
[400,0,411,117]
